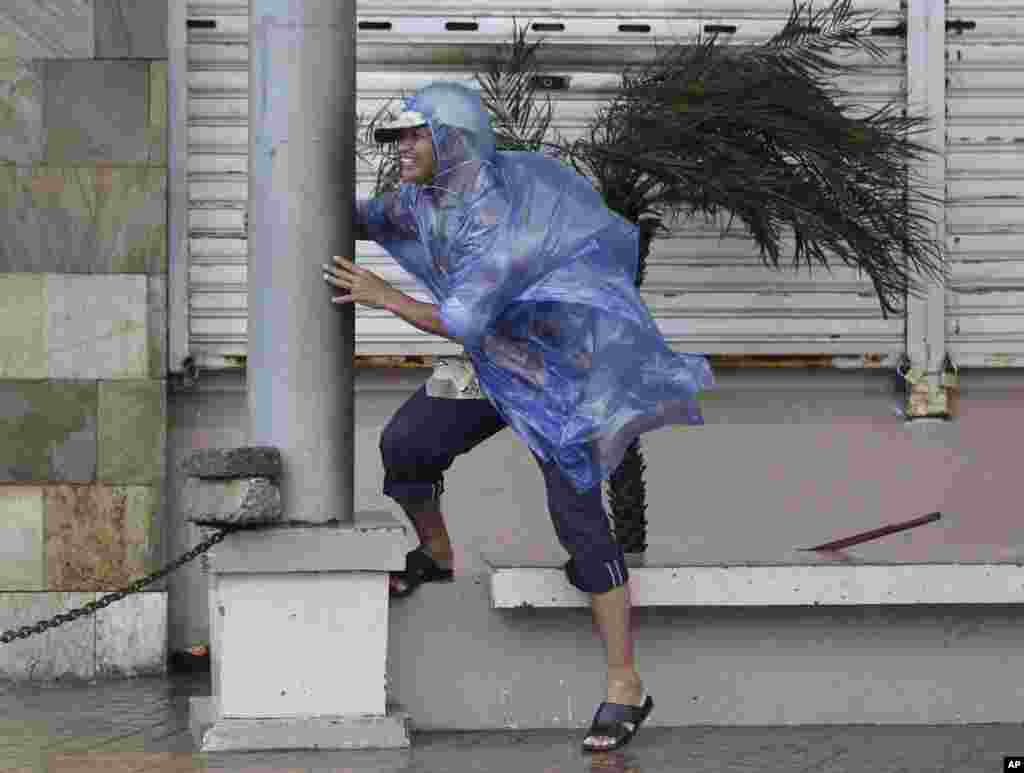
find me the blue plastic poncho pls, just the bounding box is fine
[356,81,714,493]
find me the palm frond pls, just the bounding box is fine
[563,0,947,317]
[356,99,404,195]
[475,18,557,153]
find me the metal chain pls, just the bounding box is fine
[1,525,240,646]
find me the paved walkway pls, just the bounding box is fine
[0,671,1020,772]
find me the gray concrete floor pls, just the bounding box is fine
[0,671,1021,772]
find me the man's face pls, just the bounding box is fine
[397,126,435,185]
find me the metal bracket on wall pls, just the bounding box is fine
[897,354,959,420]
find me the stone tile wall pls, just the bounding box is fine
[0,0,169,682]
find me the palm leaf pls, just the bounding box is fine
[562,0,948,318]
[475,18,557,153]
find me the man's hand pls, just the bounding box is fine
[324,255,460,343]
[322,256,401,310]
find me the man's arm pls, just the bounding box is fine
[384,291,462,345]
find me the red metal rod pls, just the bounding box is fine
[800,512,942,552]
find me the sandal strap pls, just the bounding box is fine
[584,696,651,750]
[402,546,449,581]
[403,546,433,579]
[593,698,648,725]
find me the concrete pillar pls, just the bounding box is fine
[248,0,355,524]
[187,0,412,751]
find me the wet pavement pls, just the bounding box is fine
[0,671,1021,772]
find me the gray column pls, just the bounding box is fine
[905,0,947,396]
[248,0,356,524]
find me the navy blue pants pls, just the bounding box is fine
[380,384,629,594]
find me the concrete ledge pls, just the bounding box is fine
[489,564,1024,608]
[205,511,408,574]
[189,694,219,746]
[189,696,411,751]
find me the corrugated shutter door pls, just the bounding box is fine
[185,0,906,369]
[945,1,1024,368]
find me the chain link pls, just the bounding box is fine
[1,525,240,646]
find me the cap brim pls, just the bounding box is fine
[373,110,428,143]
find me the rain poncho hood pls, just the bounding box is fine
[357,81,714,492]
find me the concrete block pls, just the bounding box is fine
[0,59,44,164]
[0,486,45,591]
[180,446,283,479]
[44,61,160,165]
[0,273,46,378]
[489,563,1024,609]
[46,274,148,379]
[183,477,283,528]
[95,591,167,677]
[0,2,94,61]
[205,519,407,574]
[0,592,97,682]
[193,700,412,752]
[0,165,166,274]
[214,572,389,718]
[98,380,166,485]
[44,484,160,591]
[95,0,167,59]
[147,274,167,378]
[189,694,219,748]
[0,381,98,483]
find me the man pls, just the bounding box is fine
[322,81,713,752]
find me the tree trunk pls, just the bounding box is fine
[607,437,648,554]
[606,219,657,555]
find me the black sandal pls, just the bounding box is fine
[390,545,454,598]
[582,692,654,753]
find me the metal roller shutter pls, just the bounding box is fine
[183,0,906,369]
[945,1,1024,368]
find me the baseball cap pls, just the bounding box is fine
[373,110,429,143]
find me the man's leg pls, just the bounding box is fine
[389,493,453,593]
[397,493,453,566]
[591,583,644,702]
[380,385,508,593]
[534,454,644,749]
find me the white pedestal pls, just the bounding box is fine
[190,512,412,751]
